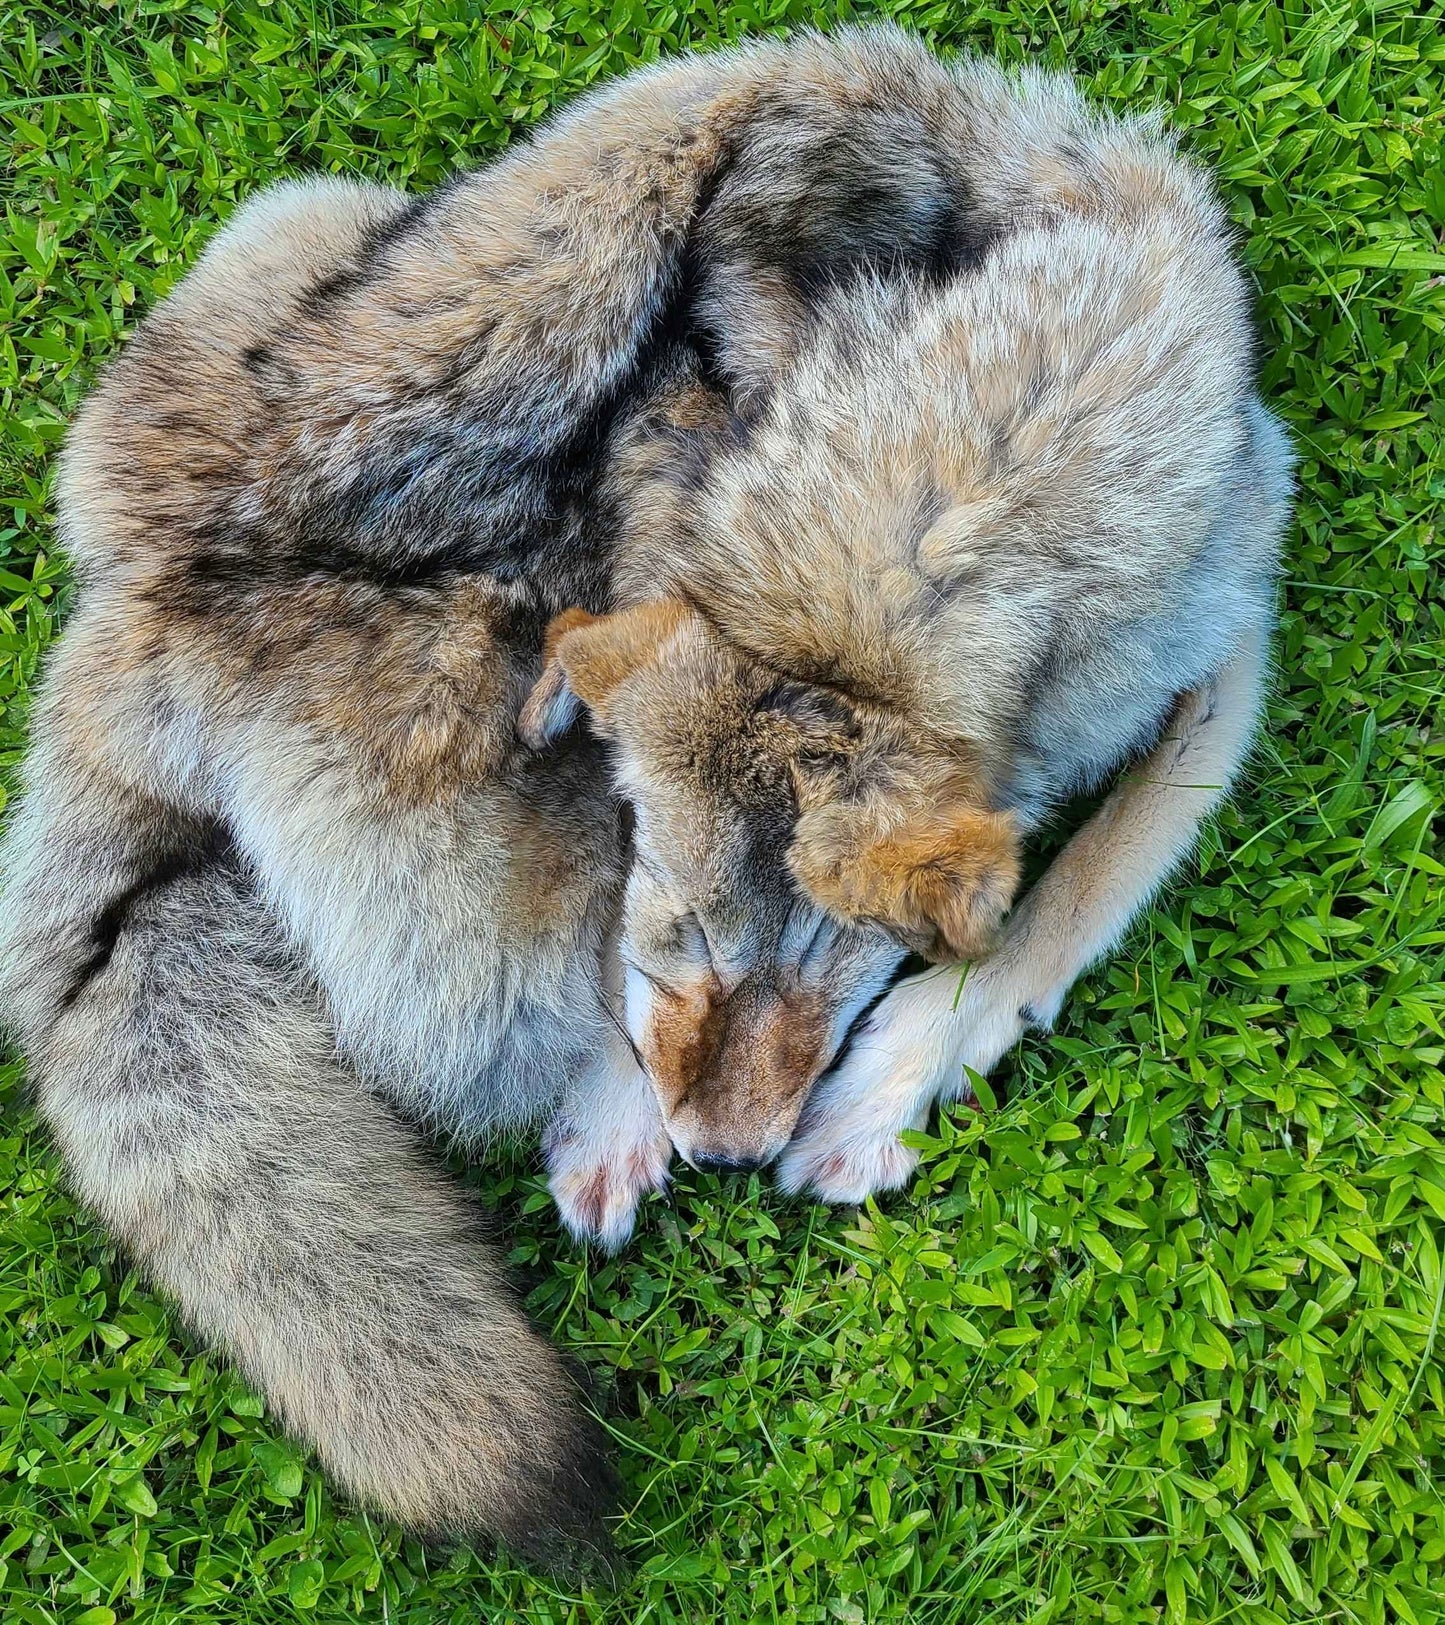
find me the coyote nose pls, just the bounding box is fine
[692,1151,762,1176]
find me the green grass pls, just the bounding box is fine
[2,0,1443,1619]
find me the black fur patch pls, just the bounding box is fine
[757,677,861,742]
[168,358,630,608]
[297,264,373,318]
[59,825,233,1010]
[295,189,443,317]
[239,343,299,396]
[162,92,1010,620]
[697,104,1003,314]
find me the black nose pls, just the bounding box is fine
[692,1151,762,1176]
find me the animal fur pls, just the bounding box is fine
[0,25,1291,1553]
[594,50,1292,1195]
[526,601,908,1171]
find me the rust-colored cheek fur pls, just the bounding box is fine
[641,975,727,1116]
[791,807,1021,963]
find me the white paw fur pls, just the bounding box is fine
[777,964,1039,1205]
[544,1058,672,1250]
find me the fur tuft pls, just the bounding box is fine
[789,803,1021,962]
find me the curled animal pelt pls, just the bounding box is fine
[1,25,1289,1563]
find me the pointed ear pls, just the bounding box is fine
[789,802,1021,963]
[518,601,690,749]
[517,607,600,748]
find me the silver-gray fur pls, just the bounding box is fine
[0,24,1293,1555]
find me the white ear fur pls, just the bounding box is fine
[518,657,582,749]
[517,606,602,750]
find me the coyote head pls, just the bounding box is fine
[521,599,1018,1170]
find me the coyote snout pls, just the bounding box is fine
[523,599,916,1171]
[634,973,838,1170]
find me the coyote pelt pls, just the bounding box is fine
[0,26,1291,1555]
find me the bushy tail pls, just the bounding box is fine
[0,759,616,1565]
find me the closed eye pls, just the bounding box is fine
[778,901,833,972]
[674,910,713,969]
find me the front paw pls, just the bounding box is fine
[775,1111,924,1205]
[775,961,1035,1206]
[545,1114,671,1252]
[775,999,953,1205]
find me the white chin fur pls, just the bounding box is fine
[622,961,653,1053]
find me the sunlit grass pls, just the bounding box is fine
[2,1,1442,1620]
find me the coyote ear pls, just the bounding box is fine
[517,608,598,748]
[518,601,690,748]
[789,803,1021,963]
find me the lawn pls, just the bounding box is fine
[2,0,1443,1620]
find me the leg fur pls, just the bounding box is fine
[27,853,616,1564]
[545,1021,671,1252]
[779,628,1268,1203]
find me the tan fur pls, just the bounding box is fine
[35,861,610,1556]
[294,579,519,801]
[543,597,1026,974]
[641,974,727,1117]
[2,26,1294,1546]
[553,599,691,714]
[18,40,963,1543]
[662,985,836,1169]
[606,54,1288,967]
[793,803,1021,962]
